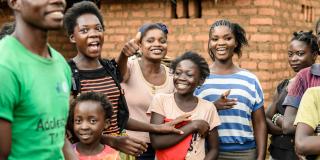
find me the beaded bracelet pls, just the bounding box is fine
[272,113,282,126]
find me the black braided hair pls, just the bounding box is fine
[63,1,104,36]
[0,22,15,40]
[208,19,248,60]
[315,18,320,34]
[291,31,319,55]
[170,51,209,81]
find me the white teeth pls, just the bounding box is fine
[177,84,188,89]
[217,48,226,51]
[151,49,162,53]
[50,11,64,19]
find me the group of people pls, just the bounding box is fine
[1,0,320,160]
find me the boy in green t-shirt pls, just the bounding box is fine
[0,0,76,159]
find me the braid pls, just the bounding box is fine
[291,31,319,55]
[208,19,248,60]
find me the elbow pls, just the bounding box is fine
[295,139,308,155]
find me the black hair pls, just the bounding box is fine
[0,22,15,40]
[208,19,248,60]
[291,31,319,55]
[315,18,320,34]
[139,23,168,42]
[170,51,209,81]
[63,1,104,36]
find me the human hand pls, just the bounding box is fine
[214,89,237,110]
[154,114,191,134]
[110,136,147,156]
[121,32,141,57]
[192,120,210,137]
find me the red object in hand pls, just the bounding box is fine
[155,118,192,160]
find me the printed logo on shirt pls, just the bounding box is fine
[56,81,68,94]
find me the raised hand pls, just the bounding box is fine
[121,32,141,57]
[214,89,237,110]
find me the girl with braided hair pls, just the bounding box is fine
[266,31,318,160]
[194,19,267,160]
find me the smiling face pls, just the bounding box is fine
[173,60,202,96]
[209,26,237,62]
[288,40,315,72]
[70,13,104,59]
[14,0,66,30]
[73,100,108,145]
[140,29,167,61]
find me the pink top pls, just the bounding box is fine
[121,58,174,142]
[74,145,120,160]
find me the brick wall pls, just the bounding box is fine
[1,0,320,106]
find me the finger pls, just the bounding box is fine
[171,128,184,134]
[134,32,141,44]
[130,137,148,151]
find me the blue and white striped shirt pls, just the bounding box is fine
[194,69,264,151]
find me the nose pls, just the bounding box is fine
[217,39,226,46]
[291,54,299,61]
[88,29,101,38]
[80,121,90,130]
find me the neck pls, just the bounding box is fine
[73,54,101,70]
[174,92,195,101]
[211,58,237,74]
[140,57,162,74]
[174,92,198,112]
[76,141,104,156]
[13,18,50,58]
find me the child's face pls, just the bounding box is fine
[288,40,315,72]
[209,26,237,61]
[70,13,104,59]
[140,29,167,61]
[14,0,66,30]
[173,60,201,95]
[73,101,108,145]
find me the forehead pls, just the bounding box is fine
[76,13,101,26]
[289,40,309,50]
[210,25,233,36]
[177,59,198,70]
[75,101,104,115]
[143,29,165,38]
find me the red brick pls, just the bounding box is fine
[195,34,209,41]
[239,8,257,15]
[250,17,273,25]
[250,34,272,42]
[240,61,257,70]
[147,11,164,17]
[254,0,274,6]
[108,35,125,42]
[132,11,146,18]
[221,9,238,16]
[171,19,188,26]
[258,8,276,16]
[177,35,193,42]
[108,20,122,27]
[258,62,272,70]
[235,0,252,6]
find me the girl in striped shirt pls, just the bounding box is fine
[194,19,267,160]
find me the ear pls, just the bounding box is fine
[7,0,21,11]
[69,34,76,43]
[104,119,111,130]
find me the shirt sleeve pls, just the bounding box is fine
[208,103,221,130]
[147,94,165,117]
[0,66,19,122]
[283,74,305,108]
[294,88,320,130]
[253,77,264,111]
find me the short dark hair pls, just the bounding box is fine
[0,22,15,40]
[63,1,104,36]
[208,19,248,60]
[69,92,113,121]
[139,23,168,41]
[170,51,209,81]
[291,31,319,55]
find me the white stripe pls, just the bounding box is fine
[218,129,254,138]
[220,115,252,126]
[204,78,256,91]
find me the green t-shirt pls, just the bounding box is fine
[0,36,71,160]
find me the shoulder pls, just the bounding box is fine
[297,66,312,77]
[198,98,214,109]
[154,93,173,99]
[237,69,259,81]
